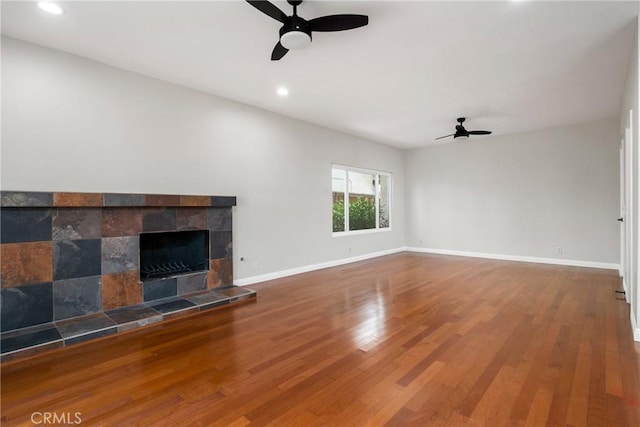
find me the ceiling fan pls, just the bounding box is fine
[435,118,492,141]
[246,0,368,61]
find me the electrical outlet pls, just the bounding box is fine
[419,239,423,245]
[253,260,259,269]
[556,246,562,254]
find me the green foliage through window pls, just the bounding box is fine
[347,197,376,231]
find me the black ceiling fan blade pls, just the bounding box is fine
[468,130,492,135]
[308,14,368,32]
[246,0,287,23]
[271,41,289,61]
[435,134,455,140]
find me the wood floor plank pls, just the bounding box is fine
[1,253,639,426]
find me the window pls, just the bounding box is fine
[332,165,391,234]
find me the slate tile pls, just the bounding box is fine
[102,207,143,237]
[0,323,61,354]
[210,231,232,259]
[207,208,232,231]
[102,236,139,274]
[53,192,103,207]
[105,305,163,329]
[179,196,210,207]
[1,282,53,332]
[143,278,177,302]
[1,208,52,243]
[216,286,256,298]
[147,298,196,314]
[53,239,101,281]
[1,242,53,287]
[103,193,145,207]
[52,208,101,240]
[177,208,207,230]
[145,195,180,206]
[142,208,176,232]
[210,196,236,207]
[207,258,233,289]
[102,271,142,310]
[1,191,52,207]
[177,272,207,295]
[185,291,230,310]
[53,275,102,320]
[55,312,116,339]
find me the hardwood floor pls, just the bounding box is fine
[2,252,639,426]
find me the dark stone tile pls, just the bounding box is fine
[1,282,53,332]
[1,242,53,287]
[210,196,236,207]
[216,286,256,298]
[55,312,116,339]
[185,291,230,310]
[1,340,63,362]
[142,208,177,232]
[210,231,232,259]
[0,208,52,243]
[102,236,138,274]
[104,193,145,207]
[52,208,101,240]
[102,271,142,310]
[1,191,52,207]
[53,192,103,207]
[53,275,102,321]
[207,208,232,231]
[177,272,207,295]
[147,298,196,314]
[177,208,207,230]
[53,239,102,281]
[105,305,163,326]
[64,327,117,346]
[0,323,61,354]
[143,278,177,302]
[102,207,143,237]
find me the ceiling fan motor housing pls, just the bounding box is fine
[279,17,312,50]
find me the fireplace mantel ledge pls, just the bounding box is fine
[0,191,236,208]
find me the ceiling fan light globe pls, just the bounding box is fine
[280,31,311,50]
[454,135,469,141]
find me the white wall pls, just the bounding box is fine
[405,120,620,265]
[1,37,405,281]
[620,17,639,339]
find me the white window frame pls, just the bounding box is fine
[332,164,392,236]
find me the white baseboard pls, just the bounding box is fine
[631,311,640,342]
[404,247,620,271]
[235,246,620,286]
[234,247,406,286]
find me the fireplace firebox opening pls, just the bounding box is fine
[139,230,210,281]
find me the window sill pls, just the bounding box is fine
[332,227,392,238]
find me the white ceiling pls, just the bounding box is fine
[2,0,638,149]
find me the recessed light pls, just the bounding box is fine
[277,86,289,97]
[38,2,64,15]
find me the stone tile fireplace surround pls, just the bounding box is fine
[0,191,255,360]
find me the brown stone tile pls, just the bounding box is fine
[145,195,180,206]
[102,271,142,311]
[176,208,208,230]
[1,242,53,287]
[179,196,211,207]
[102,208,143,237]
[53,192,103,207]
[207,258,233,289]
